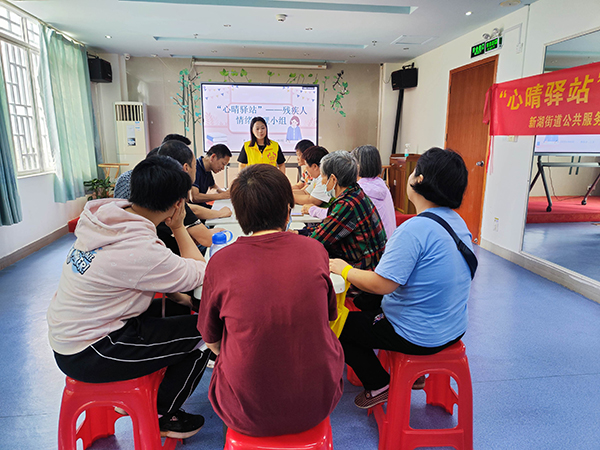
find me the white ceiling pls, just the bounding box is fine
[13,0,534,64]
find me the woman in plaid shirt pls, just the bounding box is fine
[299,151,387,309]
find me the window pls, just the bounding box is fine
[0,5,52,175]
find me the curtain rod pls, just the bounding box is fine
[1,0,85,47]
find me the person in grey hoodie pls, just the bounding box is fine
[47,156,209,439]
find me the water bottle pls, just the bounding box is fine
[208,230,234,260]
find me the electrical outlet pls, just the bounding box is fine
[493,217,499,232]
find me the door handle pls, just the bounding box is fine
[476,161,484,167]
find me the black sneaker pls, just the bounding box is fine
[159,409,205,439]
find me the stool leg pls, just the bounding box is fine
[381,357,413,450]
[424,373,457,414]
[76,406,119,449]
[346,365,363,387]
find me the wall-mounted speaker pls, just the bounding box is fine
[391,68,418,90]
[88,57,112,83]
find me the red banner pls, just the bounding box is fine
[484,61,600,135]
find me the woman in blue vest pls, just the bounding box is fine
[238,116,286,174]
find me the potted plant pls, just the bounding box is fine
[83,177,114,200]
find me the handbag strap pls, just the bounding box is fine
[418,212,478,279]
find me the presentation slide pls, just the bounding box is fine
[534,134,600,155]
[201,83,319,154]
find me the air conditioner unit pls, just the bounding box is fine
[114,102,149,169]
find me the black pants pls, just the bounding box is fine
[339,310,463,391]
[54,309,210,416]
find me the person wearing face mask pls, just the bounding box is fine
[238,116,286,174]
[297,150,387,310]
[197,164,344,437]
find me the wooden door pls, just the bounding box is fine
[445,55,498,243]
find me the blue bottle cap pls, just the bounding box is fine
[212,231,228,245]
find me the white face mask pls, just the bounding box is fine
[326,176,337,199]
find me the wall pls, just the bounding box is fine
[125,58,381,156]
[0,174,85,264]
[380,0,600,256]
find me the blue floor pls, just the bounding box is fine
[2,233,600,449]
[523,221,600,281]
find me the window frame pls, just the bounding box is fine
[0,4,52,177]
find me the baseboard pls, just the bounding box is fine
[480,238,600,304]
[0,226,69,271]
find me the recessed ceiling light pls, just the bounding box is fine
[305,27,313,31]
[258,51,265,55]
[224,24,231,27]
[500,0,521,6]
[349,55,356,58]
[404,47,409,50]
[465,11,472,16]
[303,53,310,56]
[211,50,217,53]
[163,48,169,51]
[151,54,157,57]
[105,35,112,39]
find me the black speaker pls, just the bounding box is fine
[391,68,418,90]
[88,57,112,83]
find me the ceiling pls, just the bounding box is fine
[12,0,533,65]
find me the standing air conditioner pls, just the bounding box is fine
[114,102,149,169]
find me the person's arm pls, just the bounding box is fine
[301,204,327,220]
[330,258,399,295]
[186,222,214,248]
[166,200,205,261]
[308,200,353,248]
[277,162,286,174]
[188,202,232,219]
[276,145,286,174]
[294,190,324,206]
[191,186,230,203]
[206,340,221,355]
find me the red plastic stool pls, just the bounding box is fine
[224,417,333,450]
[370,341,473,450]
[58,369,180,450]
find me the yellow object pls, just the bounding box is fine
[329,280,351,338]
[341,264,353,281]
[244,140,280,166]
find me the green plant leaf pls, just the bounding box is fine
[340,111,346,117]
[308,74,313,77]
[247,79,252,82]
[289,73,296,78]
[231,71,238,76]
[240,68,248,76]
[220,69,228,76]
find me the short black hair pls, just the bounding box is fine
[130,156,191,212]
[351,145,382,179]
[207,144,232,159]
[231,164,294,235]
[295,139,314,153]
[156,140,194,166]
[303,146,328,167]
[162,134,191,145]
[411,147,468,209]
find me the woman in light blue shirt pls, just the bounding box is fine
[330,147,475,410]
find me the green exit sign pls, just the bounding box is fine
[471,42,486,58]
[471,36,503,58]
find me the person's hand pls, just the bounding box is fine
[218,207,232,218]
[301,204,311,215]
[213,227,226,234]
[165,200,186,232]
[329,258,349,275]
[218,190,230,199]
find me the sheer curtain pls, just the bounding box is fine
[0,61,22,225]
[39,25,99,203]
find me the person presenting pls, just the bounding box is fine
[237,116,286,174]
[191,143,232,207]
[198,164,344,437]
[48,156,211,439]
[293,145,331,206]
[329,148,475,409]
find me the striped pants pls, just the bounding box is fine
[54,310,210,415]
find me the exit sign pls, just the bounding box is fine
[471,36,503,58]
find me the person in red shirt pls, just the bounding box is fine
[197,164,344,437]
